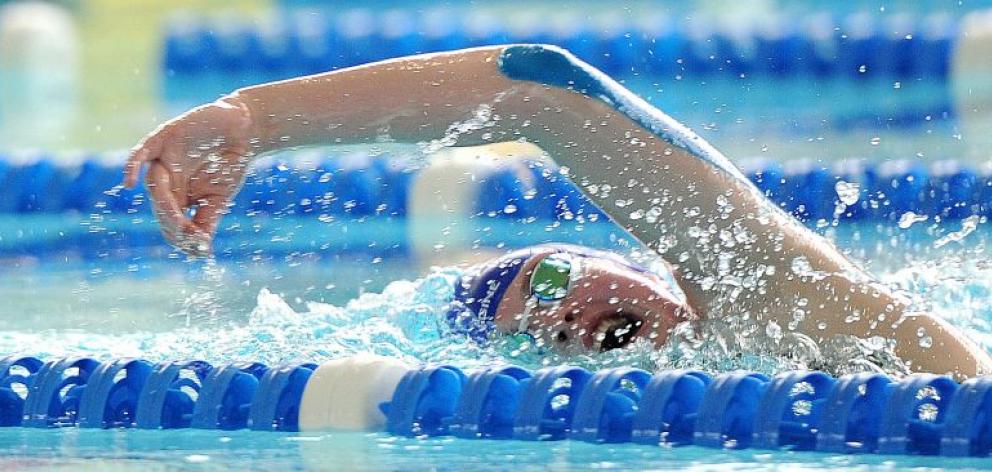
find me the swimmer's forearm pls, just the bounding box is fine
[229,46,515,154]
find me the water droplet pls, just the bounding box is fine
[791,399,813,416]
[765,321,782,340]
[917,403,939,422]
[835,180,861,205]
[898,212,928,229]
[934,215,983,248]
[916,386,940,401]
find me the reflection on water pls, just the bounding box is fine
[0,427,987,471]
[0,222,989,381]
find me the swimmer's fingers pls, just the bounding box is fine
[145,160,190,249]
[147,160,227,257]
[185,193,231,257]
[122,150,144,189]
[123,126,170,189]
[181,149,250,256]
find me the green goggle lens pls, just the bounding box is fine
[530,255,572,301]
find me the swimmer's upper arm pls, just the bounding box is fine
[495,44,748,182]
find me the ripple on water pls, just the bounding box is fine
[1,243,991,378]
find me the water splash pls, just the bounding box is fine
[880,248,992,355]
[933,215,984,248]
[0,267,465,366]
[897,211,928,229]
[2,228,990,380]
[834,180,860,206]
[416,94,503,157]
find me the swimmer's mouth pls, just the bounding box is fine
[590,312,644,352]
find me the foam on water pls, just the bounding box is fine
[0,266,470,366]
[3,236,990,380]
[881,246,992,353]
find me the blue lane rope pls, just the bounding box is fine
[2,355,992,457]
[134,360,212,429]
[1,156,990,223]
[248,362,316,432]
[162,11,956,82]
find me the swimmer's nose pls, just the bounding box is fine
[543,317,594,355]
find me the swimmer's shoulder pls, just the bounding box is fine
[495,44,747,182]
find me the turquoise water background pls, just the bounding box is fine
[1,214,992,469]
[1,11,990,464]
[4,428,992,471]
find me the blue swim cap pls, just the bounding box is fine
[446,244,655,344]
[447,247,537,343]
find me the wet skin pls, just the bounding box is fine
[123,44,992,377]
[493,249,693,353]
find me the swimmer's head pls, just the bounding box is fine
[447,244,693,352]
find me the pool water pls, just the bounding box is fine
[3,7,992,465]
[3,428,992,471]
[0,213,991,469]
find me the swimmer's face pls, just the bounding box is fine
[493,250,693,353]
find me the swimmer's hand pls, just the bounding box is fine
[122,95,255,256]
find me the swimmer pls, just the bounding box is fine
[123,44,992,378]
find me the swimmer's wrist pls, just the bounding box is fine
[218,91,265,156]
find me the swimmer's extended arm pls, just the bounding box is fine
[125,45,992,377]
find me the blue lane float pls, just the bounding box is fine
[162,11,957,82]
[77,359,153,429]
[248,362,316,432]
[22,357,100,428]
[630,370,710,446]
[0,354,989,458]
[134,360,212,429]
[1,155,990,224]
[189,362,268,430]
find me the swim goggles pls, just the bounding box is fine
[517,253,582,333]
